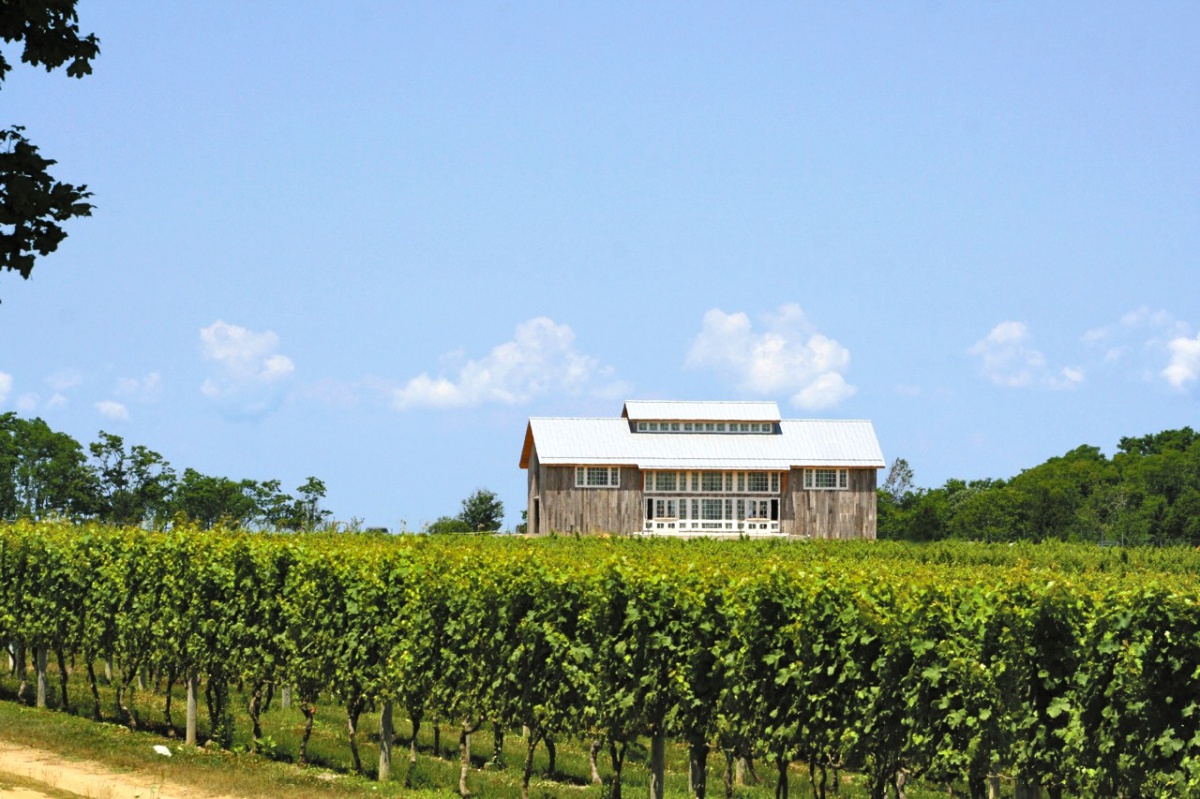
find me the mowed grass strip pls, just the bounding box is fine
[0,666,957,798]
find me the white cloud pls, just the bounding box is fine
[45,370,83,392]
[685,304,856,410]
[392,317,624,409]
[1058,366,1086,386]
[15,393,37,412]
[969,321,1082,390]
[200,320,295,416]
[0,372,11,405]
[1164,333,1200,389]
[116,373,162,402]
[1082,307,1195,386]
[95,400,130,420]
[46,393,68,409]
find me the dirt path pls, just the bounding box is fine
[0,741,238,799]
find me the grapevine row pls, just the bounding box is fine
[2,522,1199,798]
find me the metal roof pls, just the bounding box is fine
[520,417,885,470]
[622,400,781,422]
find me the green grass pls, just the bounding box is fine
[0,664,959,798]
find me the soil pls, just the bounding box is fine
[0,740,236,799]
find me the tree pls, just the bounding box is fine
[87,432,176,526]
[284,476,331,531]
[881,457,914,503]
[458,488,504,532]
[1,2,99,294]
[427,516,473,534]
[0,412,90,518]
[171,468,258,529]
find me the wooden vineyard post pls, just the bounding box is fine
[379,700,394,782]
[186,673,198,746]
[649,733,666,799]
[35,646,48,708]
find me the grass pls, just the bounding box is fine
[0,663,957,798]
[0,770,80,799]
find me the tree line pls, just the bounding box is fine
[0,413,330,529]
[879,427,1200,545]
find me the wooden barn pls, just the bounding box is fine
[518,400,885,539]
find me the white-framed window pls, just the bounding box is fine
[746,499,770,519]
[576,466,620,488]
[648,471,784,494]
[804,468,848,490]
[634,420,776,434]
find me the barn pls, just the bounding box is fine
[519,400,885,538]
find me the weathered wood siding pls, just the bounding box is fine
[785,468,877,539]
[528,451,642,535]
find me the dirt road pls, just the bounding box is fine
[0,741,235,799]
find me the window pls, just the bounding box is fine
[746,473,769,492]
[654,499,678,519]
[576,466,620,488]
[747,499,769,519]
[701,499,724,520]
[804,468,848,490]
[633,420,777,435]
[701,472,724,492]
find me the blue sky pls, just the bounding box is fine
[2,2,1197,530]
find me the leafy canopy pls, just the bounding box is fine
[1,1,99,294]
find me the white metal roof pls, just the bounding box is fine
[622,400,781,423]
[521,417,885,470]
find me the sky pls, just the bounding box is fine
[1,2,1197,530]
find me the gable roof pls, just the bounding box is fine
[622,400,781,423]
[520,417,885,470]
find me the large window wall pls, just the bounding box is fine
[643,470,782,533]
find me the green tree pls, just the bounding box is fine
[87,431,176,526]
[1,2,99,294]
[458,487,504,532]
[281,476,331,531]
[251,478,293,529]
[427,516,473,534]
[881,457,914,502]
[0,413,91,519]
[171,468,258,529]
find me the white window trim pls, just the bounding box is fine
[803,468,849,490]
[635,420,776,434]
[645,470,783,494]
[575,466,621,489]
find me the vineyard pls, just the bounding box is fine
[2,523,1200,798]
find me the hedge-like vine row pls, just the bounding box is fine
[2,522,1199,799]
